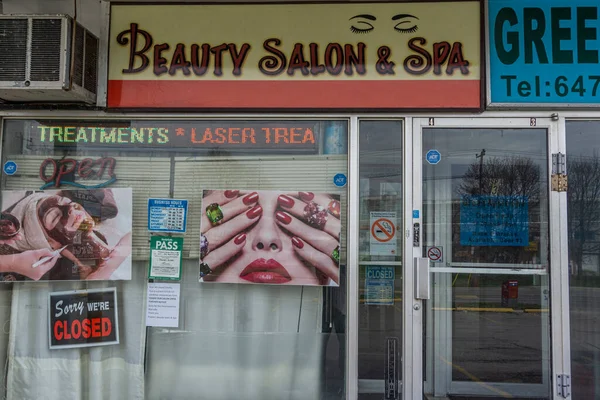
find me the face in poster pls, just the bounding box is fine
[200,190,341,286]
[0,188,132,282]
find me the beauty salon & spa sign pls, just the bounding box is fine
[108,2,482,110]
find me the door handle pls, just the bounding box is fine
[414,257,430,300]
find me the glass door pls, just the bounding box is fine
[357,120,404,400]
[410,117,567,399]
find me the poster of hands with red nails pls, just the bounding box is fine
[199,189,341,286]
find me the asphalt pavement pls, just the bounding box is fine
[355,285,600,399]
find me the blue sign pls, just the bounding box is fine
[460,195,529,246]
[426,150,441,165]
[413,210,420,219]
[365,266,395,306]
[148,198,188,233]
[323,122,348,155]
[489,0,600,104]
[333,173,347,187]
[3,161,17,176]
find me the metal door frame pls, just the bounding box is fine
[407,116,570,399]
[352,117,409,399]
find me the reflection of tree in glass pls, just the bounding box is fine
[453,156,541,264]
[567,153,600,276]
[458,156,540,199]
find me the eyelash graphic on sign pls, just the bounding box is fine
[392,14,419,33]
[349,13,420,34]
[349,14,376,34]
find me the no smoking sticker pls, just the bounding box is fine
[426,246,443,263]
[370,212,397,256]
[372,218,395,242]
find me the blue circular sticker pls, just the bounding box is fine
[3,161,17,176]
[333,173,347,187]
[426,149,441,165]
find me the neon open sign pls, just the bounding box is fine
[39,157,117,189]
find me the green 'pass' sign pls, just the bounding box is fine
[149,236,183,280]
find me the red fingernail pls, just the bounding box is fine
[246,205,262,219]
[292,237,304,249]
[278,194,295,208]
[243,192,259,205]
[234,233,246,245]
[299,192,314,201]
[224,190,239,198]
[276,211,292,225]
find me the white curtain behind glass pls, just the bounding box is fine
[144,155,347,399]
[6,270,146,400]
[1,155,165,400]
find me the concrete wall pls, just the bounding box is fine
[3,0,102,36]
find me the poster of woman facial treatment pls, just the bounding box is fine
[0,188,132,282]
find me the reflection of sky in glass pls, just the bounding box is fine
[423,128,547,164]
[566,121,600,159]
[359,121,403,197]
[423,128,548,200]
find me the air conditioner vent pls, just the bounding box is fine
[0,19,27,81]
[73,23,85,87]
[0,15,98,104]
[84,30,98,94]
[31,18,62,81]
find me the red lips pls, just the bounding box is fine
[240,258,291,284]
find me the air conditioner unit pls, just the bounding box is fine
[0,15,98,104]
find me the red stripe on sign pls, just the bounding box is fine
[107,80,480,109]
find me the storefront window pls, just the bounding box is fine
[567,120,600,399]
[357,120,403,398]
[0,119,348,400]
